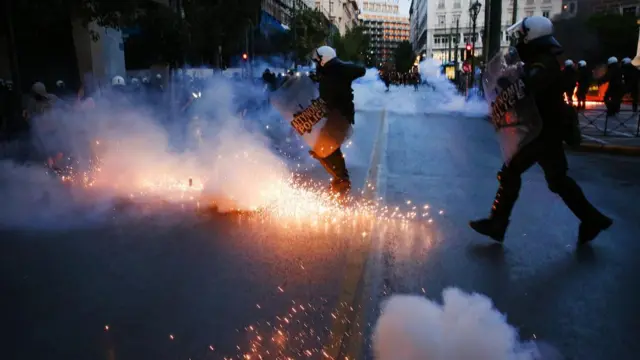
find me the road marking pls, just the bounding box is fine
[323,109,387,359]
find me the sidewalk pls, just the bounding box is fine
[571,104,640,156]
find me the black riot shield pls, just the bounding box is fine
[270,75,352,159]
[482,48,542,164]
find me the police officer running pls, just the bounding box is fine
[470,16,612,245]
[310,46,366,197]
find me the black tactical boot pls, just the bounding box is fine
[470,170,520,243]
[330,178,351,198]
[548,175,613,245]
[469,218,510,243]
[578,216,613,245]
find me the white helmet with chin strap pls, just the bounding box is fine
[607,56,618,65]
[507,16,560,47]
[312,46,337,67]
[621,57,632,64]
[564,59,574,67]
[112,75,126,86]
[578,60,587,67]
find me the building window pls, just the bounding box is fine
[569,3,576,13]
[452,13,461,25]
[525,10,534,17]
[437,0,445,10]
[453,0,461,9]
[622,6,638,16]
[329,1,333,13]
[542,0,551,3]
[542,10,550,18]
[526,0,534,5]
[437,15,446,27]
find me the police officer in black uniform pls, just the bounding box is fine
[562,59,577,106]
[310,45,365,197]
[576,60,590,110]
[470,16,612,245]
[603,57,624,116]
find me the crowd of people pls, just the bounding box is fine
[379,70,423,91]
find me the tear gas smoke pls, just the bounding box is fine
[373,289,563,360]
[0,74,294,228]
[353,59,488,118]
[0,57,487,229]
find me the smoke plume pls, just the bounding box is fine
[373,289,563,360]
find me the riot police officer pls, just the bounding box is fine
[576,60,590,110]
[603,56,623,116]
[470,16,612,245]
[562,59,577,106]
[310,46,366,197]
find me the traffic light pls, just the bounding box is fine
[242,53,248,61]
[465,44,472,60]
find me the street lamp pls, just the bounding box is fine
[468,1,482,86]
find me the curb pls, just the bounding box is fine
[567,142,640,156]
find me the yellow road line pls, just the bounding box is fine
[323,109,387,359]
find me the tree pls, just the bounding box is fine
[586,13,638,62]
[183,0,261,66]
[11,0,142,34]
[123,3,189,68]
[554,12,638,65]
[393,41,415,73]
[290,8,331,64]
[331,25,371,64]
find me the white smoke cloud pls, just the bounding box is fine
[0,59,488,229]
[0,73,294,228]
[373,289,563,360]
[353,60,488,118]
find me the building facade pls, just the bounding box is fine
[409,0,429,52]
[412,0,563,65]
[262,0,315,27]
[315,0,360,35]
[359,0,410,66]
[561,0,638,18]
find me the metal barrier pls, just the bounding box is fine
[579,106,639,137]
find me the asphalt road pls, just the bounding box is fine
[2,109,640,360]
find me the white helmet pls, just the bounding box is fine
[155,73,162,80]
[112,75,126,86]
[607,56,618,65]
[622,57,632,64]
[564,59,574,67]
[578,60,587,67]
[507,16,560,47]
[142,77,150,84]
[31,82,47,96]
[56,80,65,88]
[312,46,337,67]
